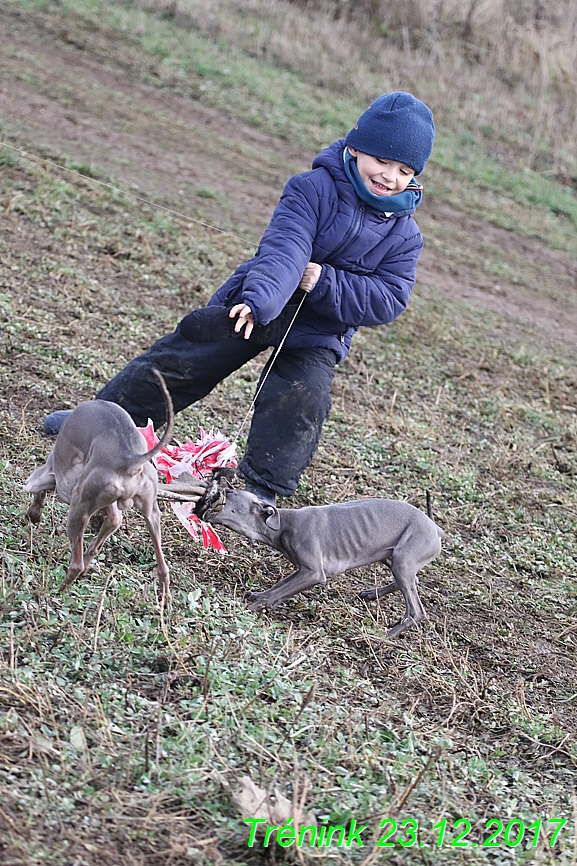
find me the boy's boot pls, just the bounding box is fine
[43,410,73,435]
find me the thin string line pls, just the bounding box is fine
[234,292,308,442]
[0,139,256,248]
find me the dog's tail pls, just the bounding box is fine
[426,490,433,521]
[131,369,174,471]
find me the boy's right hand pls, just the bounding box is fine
[229,303,254,339]
[299,262,322,293]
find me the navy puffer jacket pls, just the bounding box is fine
[208,139,423,362]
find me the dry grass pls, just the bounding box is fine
[137,0,577,176]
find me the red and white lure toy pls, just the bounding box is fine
[139,422,236,553]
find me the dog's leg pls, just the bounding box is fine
[27,490,48,524]
[81,502,123,573]
[61,490,90,588]
[358,579,398,602]
[25,463,56,523]
[386,555,425,638]
[246,566,325,611]
[140,499,170,600]
[60,529,88,590]
[358,553,397,601]
[133,475,170,599]
[60,499,121,590]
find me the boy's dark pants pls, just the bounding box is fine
[96,330,336,497]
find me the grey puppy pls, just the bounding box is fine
[197,479,444,637]
[25,370,173,595]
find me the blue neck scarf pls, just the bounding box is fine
[343,148,423,214]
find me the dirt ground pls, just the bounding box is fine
[1,2,576,353]
[1,7,577,864]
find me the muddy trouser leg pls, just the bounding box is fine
[240,347,337,497]
[96,330,265,427]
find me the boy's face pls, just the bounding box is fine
[348,147,415,196]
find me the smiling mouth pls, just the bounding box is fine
[370,178,392,194]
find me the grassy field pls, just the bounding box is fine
[1,0,577,864]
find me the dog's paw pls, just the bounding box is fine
[26,505,43,525]
[245,591,271,611]
[386,616,418,639]
[58,564,87,592]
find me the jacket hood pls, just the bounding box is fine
[312,138,349,179]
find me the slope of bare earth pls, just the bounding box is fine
[1,5,577,865]
[1,2,576,353]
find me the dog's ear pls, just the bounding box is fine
[263,504,280,530]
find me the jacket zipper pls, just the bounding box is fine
[324,205,365,264]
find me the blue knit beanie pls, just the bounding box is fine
[345,92,435,175]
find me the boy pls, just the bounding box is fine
[45,92,435,505]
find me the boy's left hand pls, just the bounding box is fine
[229,303,254,339]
